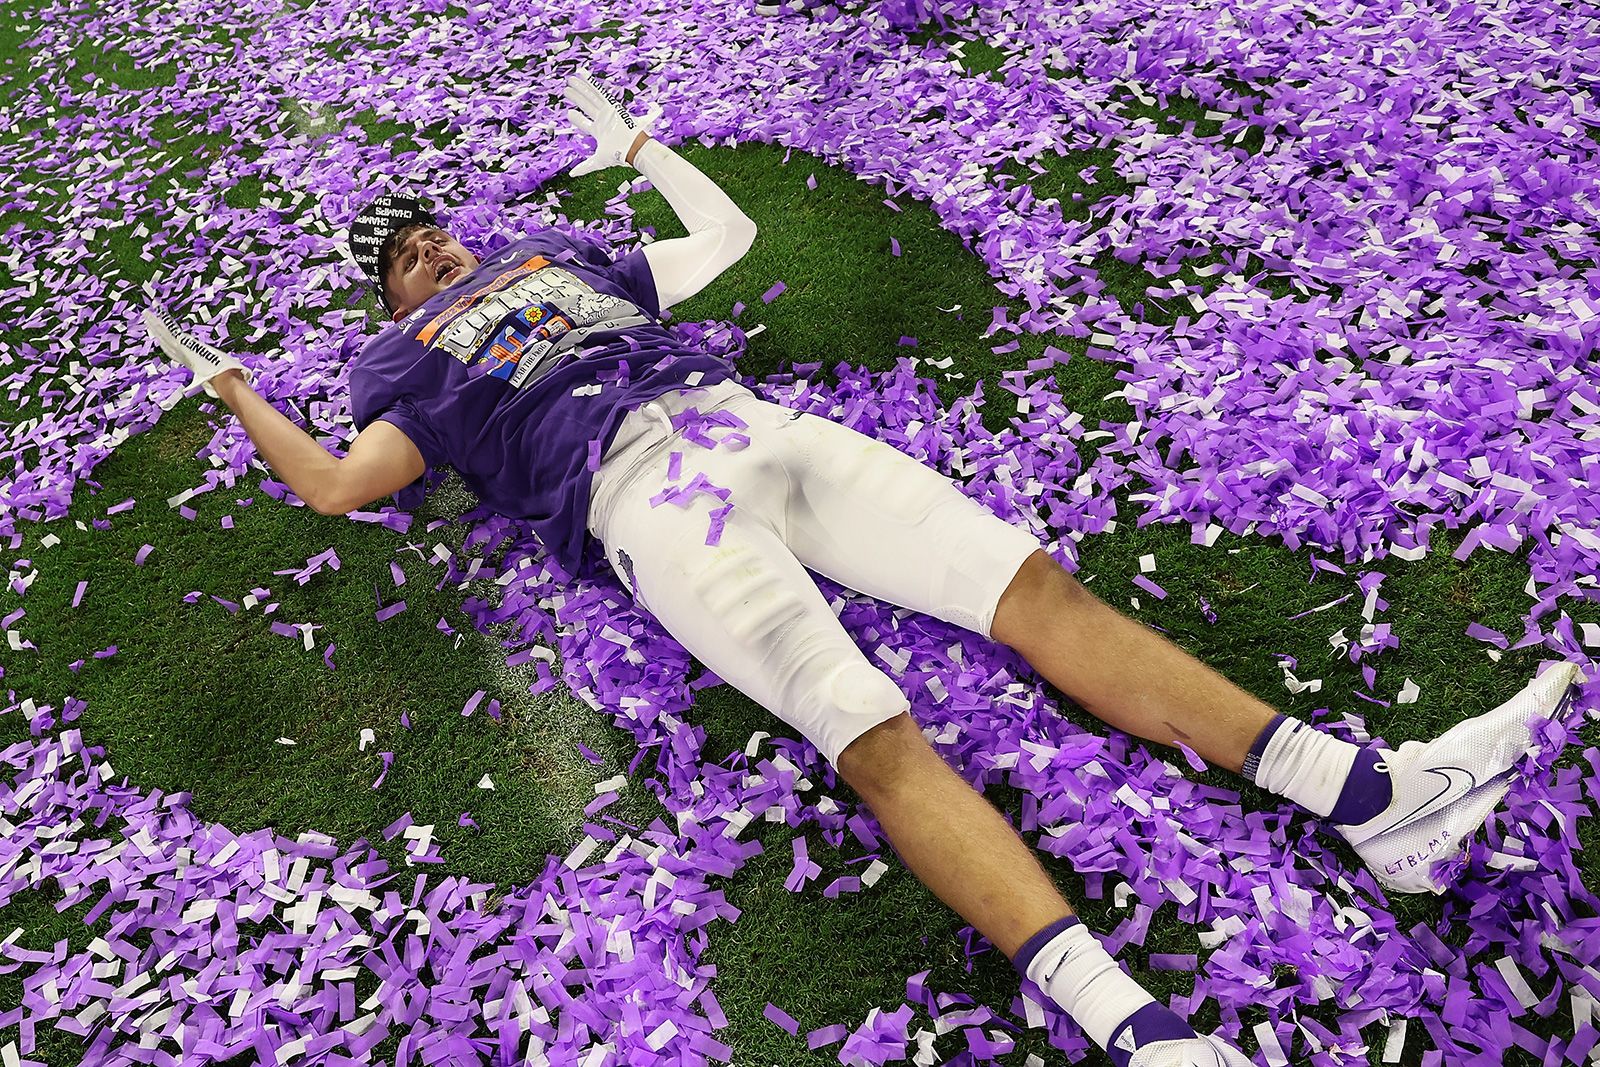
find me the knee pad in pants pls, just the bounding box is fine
[805,659,909,765]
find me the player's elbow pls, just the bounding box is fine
[307,466,351,516]
[726,213,757,261]
[309,486,348,517]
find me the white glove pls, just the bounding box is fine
[563,73,660,177]
[1130,1034,1256,1067]
[142,306,251,399]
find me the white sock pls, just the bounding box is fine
[1248,717,1359,818]
[1024,923,1156,1048]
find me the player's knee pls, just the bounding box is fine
[992,550,1089,650]
[828,664,917,786]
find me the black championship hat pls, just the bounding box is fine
[348,194,438,306]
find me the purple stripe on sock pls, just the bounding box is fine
[1241,713,1288,784]
[1105,1003,1199,1067]
[1012,914,1081,977]
[1328,745,1394,825]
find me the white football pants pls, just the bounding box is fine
[587,379,1041,765]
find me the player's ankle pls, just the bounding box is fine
[1245,714,1391,821]
[1014,917,1196,1066]
[1327,745,1393,824]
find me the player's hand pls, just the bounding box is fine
[141,306,252,399]
[563,73,660,176]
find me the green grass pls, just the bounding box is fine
[0,8,1594,1067]
[904,28,1012,79]
[65,40,179,91]
[2,142,1579,1060]
[0,402,667,886]
[559,140,1134,446]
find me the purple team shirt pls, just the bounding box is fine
[348,230,735,572]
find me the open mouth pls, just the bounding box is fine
[435,260,461,284]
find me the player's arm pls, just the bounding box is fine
[141,308,336,514]
[212,372,424,515]
[563,75,757,312]
[144,309,425,515]
[631,138,757,312]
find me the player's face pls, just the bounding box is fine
[384,227,480,319]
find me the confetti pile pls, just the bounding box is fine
[2,0,1599,1063]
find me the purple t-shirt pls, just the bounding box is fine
[349,230,735,571]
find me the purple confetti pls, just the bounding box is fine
[763,1003,800,1036]
[0,6,1594,1065]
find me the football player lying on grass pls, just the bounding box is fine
[143,72,1582,1067]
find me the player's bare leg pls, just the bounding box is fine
[989,548,1582,894]
[835,713,1071,956]
[835,713,1245,1065]
[990,550,1273,772]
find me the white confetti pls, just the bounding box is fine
[1381,1018,1407,1063]
[1572,989,1597,1031]
[644,1021,679,1051]
[1160,877,1197,906]
[1253,1021,1289,1067]
[1495,956,1539,1010]
[564,835,599,870]
[1396,678,1420,704]
[1279,661,1323,695]
[477,774,495,790]
[1114,783,1152,817]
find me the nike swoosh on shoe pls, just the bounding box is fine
[1344,662,1584,892]
[1367,765,1478,837]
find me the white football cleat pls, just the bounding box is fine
[1129,1034,1255,1067]
[1338,661,1582,894]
